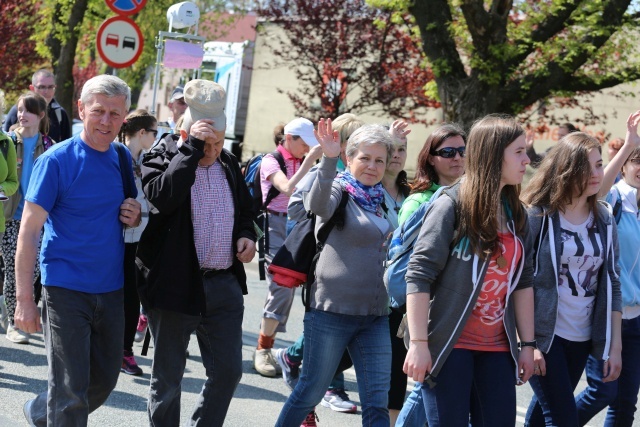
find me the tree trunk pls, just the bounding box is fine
[54,0,89,118]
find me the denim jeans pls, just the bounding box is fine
[575,316,640,427]
[525,336,591,427]
[276,309,391,426]
[147,271,244,427]
[421,348,516,427]
[396,381,428,427]
[25,286,124,427]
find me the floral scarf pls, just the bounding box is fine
[336,170,384,216]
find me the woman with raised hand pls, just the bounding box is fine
[276,119,394,426]
[3,91,54,344]
[574,111,640,427]
[521,131,622,427]
[404,114,535,427]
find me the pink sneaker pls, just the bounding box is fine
[300,411,318,427]
[121,350,143,376]
[134,314,148,343]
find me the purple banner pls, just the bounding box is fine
[164,39,203,69]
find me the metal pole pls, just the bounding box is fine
[150,32,164,116]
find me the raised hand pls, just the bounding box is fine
[389,119,411,143]
[314,118,341,158]
[625,110,640,149]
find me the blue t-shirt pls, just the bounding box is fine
[26,135,132,293]
[14,134,39,220]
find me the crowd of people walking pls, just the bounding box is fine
[0,69,639,427]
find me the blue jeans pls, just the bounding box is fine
[525,336,591,427]
[147,271,244,427]
[276,309,391,426]
[396,381,428,427]
[576,316,640,427]
[421,348,516,427]
[25,286,124,427]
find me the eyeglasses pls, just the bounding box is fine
[34,85,56,91]
[629,158,640,165]
[430,146,466,158]
[146,129,158,138]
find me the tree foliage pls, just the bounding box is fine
[257,0,438,123]
[0,0,43,103]
[370,0,640,129]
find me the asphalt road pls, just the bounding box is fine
[0,259,619,426]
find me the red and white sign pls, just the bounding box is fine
[105,0,147,15]
[97,16,144,69]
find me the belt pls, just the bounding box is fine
[201,267,233,278]
[266,209,287,217]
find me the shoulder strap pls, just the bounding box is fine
[262,150,287,210]
[114,142,137,199]
[303,191,350,311]
[611,187,622,225]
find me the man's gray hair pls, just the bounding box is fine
[80,75,131,110]
[32,69,55,86]
[345,124,394,162]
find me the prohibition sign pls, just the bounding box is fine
[105,0,147,15]
[97,16,144,69]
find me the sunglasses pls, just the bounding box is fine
[146,129,158,138]
[35,85,56,91]
[430,146,466,158]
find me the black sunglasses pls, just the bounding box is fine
[146,129,159,138]
[430,146,466,158]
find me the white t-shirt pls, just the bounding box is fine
[555,212,604,342]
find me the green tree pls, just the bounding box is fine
[370,0,640,129]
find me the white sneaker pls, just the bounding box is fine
[0,295,7,331]
[6,323,30,344]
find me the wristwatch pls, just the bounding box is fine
[518,340,537,350]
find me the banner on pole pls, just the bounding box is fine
[163,39,204,69]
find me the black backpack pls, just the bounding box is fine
[242,150,287,280]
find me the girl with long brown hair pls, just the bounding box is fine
[403,114,535,426]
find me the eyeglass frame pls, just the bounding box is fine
[145,129,159,138]
[429,146,466,158]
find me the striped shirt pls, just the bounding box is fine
[191,161,235,269]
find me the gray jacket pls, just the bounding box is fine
[527,204,621,359]
[307,157,391,316]
[406,183,534,386]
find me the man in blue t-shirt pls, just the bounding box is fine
[13,75,142,426]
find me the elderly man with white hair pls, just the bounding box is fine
[136,79,256,427]
[15,74,142,426]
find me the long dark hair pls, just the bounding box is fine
[411,123,466,194]
[458,115,526,257]
[522,132,602,223]
[17,91,49,136]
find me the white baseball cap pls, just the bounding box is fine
[284,117,318,147]
[183,79,226,131]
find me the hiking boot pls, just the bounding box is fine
[121,350,143,376]
[0,295,7,331]
[253,348,278,377]
[134,314,148,343]
[321,388,357,413]
[301,410,319,427]
[6,323,30,344]
[274,347,300,390]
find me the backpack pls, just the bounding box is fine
[268,190,349,311]
[611,186,623,225]
[242,150,286,280]
[384,186,449,310]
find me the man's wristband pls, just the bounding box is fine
[518,340,537,350]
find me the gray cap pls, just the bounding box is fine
[183,79,226,131]
[170,86,184,102]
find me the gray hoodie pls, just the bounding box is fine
[527,203,621,359]
[406,183,534,386]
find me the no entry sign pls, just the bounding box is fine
[97,16,144,69]
[105,0,147,15]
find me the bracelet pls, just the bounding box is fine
[518,340,537,350]
[322,153,340,159]
[410,339,429,343]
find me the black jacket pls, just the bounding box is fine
[135,134,256,316]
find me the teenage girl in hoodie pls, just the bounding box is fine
[404,114,535,427]
[574,111,640,427]
[521,131,623,427]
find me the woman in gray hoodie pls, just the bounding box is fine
[521,132,622,426]
[404,114,536,427]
